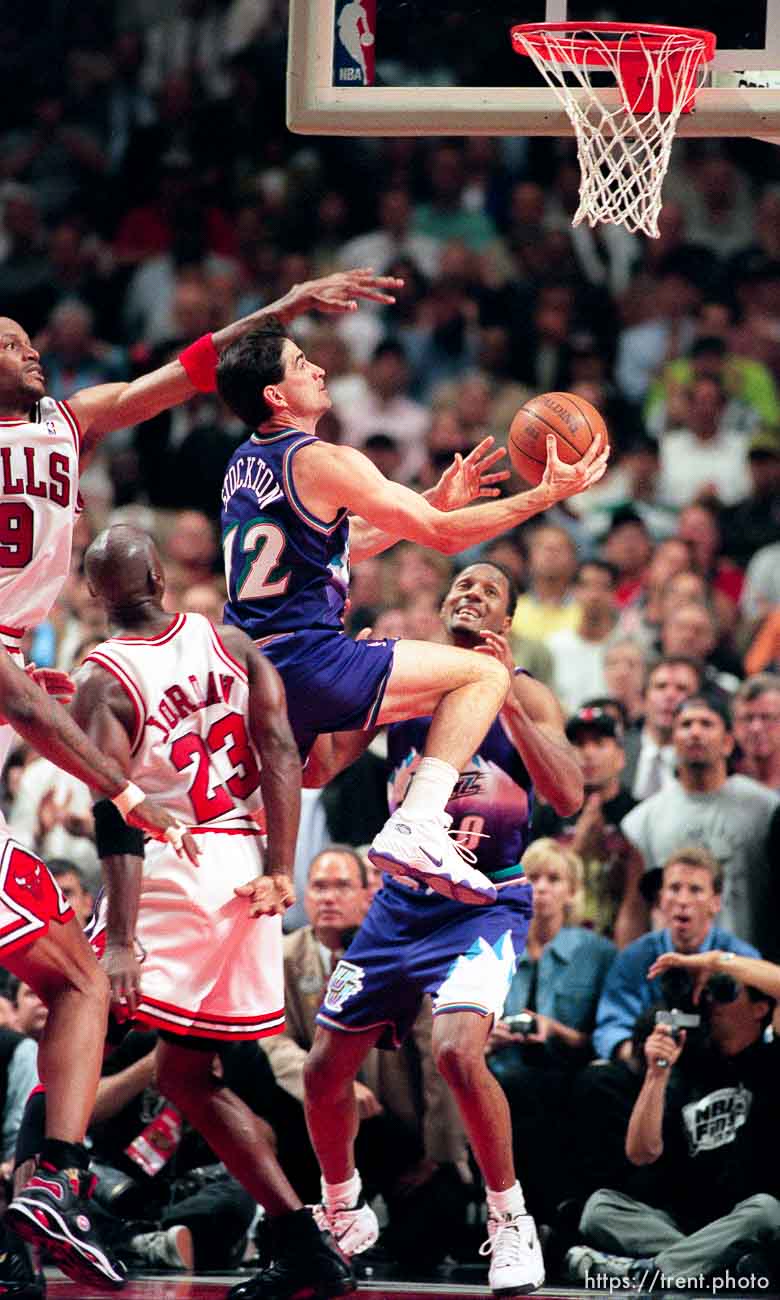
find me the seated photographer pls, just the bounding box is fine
[594,846,759,1064]
[566,951,780,1286]
[486,839,615,1219]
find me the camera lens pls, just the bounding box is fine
[704,974,740,1004]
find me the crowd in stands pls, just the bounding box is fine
[1,0,780,1287]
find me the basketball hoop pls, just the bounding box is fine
[511,23,717,238]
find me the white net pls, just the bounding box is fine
[511,25,714,238]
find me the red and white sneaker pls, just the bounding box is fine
[7,1164,126,1289]
[311,1197,379,1256]
[369,811,497,906]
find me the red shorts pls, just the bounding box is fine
[0,833,74,958]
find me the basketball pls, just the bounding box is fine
[508,391,608,486]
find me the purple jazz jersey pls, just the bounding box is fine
[221,426,395,756]
[387,700,534,882]
[317,876,533,1049]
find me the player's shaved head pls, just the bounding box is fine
[85,525,164,609]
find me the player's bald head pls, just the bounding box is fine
[85,526,163,607]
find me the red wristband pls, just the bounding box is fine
[178,333,219,392]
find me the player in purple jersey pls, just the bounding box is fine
[299,562,584,1297]
[216,325,607,909]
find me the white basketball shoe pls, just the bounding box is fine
[480,1212,545,1297]
[368,810,497,905]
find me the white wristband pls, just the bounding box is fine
[111,782,146,819]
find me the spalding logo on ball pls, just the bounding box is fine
[508,391,609,486]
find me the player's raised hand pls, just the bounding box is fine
[474,628,515,675]
[281,268,403,317]
[540,430,610,501]
[234,871,295,918]
[126,802,200,866]
[428,436,510,511]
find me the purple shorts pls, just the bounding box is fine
[258,629,395,758]
[316,874,533,1049]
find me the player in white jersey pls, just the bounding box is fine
[65,525,355,1300]
[0,641,196,1292]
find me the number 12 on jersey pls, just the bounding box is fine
[223,517,291,602]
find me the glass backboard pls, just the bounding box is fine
[287,0,780,139]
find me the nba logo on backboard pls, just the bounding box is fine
[333,0,376,86]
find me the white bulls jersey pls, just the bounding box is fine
[0,397,81,652]
[86,612,265,832]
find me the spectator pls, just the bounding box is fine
[674,152,756,258]
[721,428,780,570]
[568,945,780,1289]
[511,525,580,645]
[657,376,751,509]
[37,298,127,400]
[676,500,744,608]
[8,756,97,884]
[10,980,47,1044]
[741,541,780,626]
[0,983,39,1160]
[0,185,52,332]
[46,859,94,928]
[164,510,218,587]
[604,639,647,730]
[616,537,693,652]
[646,333,779,438]
[659,601,741,697]
[593,845,759,1064]
[0,92,107,222]
[601,509,653,610]
[487,838,615,1218]
[532,706,637,941]
[574,436,676,546]
[620,692,780,958]
[615,262,700,403]
[412,144,499,253]
[626,656,703,802]
[732,674,780,793]
[338,186,440,280]
[547,560,619,714]
[333,340,430,483]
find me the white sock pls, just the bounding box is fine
[399,756,460,821]
[487,1182,527,1219]
[322,1169,362,1210]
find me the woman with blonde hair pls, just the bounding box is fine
[486,838,616,1218]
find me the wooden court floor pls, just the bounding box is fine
[37,1273,605,1299]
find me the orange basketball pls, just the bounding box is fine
[508,391,608,486]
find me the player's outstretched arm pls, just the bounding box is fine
[66,270,401,452]
[474,636,584,816]
[349,437,510,564]
[298,432,609,557]
[0,647,187,855]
